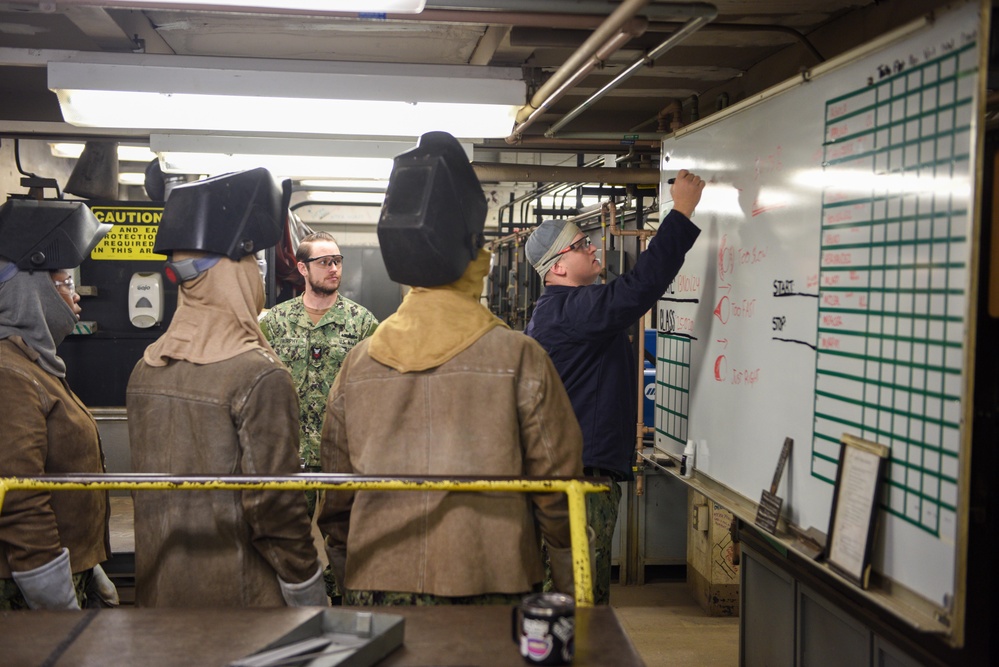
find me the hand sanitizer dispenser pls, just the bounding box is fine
[129,272,163,328]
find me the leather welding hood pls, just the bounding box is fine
[377,131,487,287]
[153,167,291,259]
[0,198,111,270]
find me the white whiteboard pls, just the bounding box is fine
[654,1,981,625]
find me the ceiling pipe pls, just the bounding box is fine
[648,22,825,63]
[545,6,717,138]
[424,1,723,24]
[656,99,683,134]
[506,2,717,143]
[486,136,660,150]
[472,162,659,185]
[403,10,644,30]
[509,22,824,64]
[508,29,646,144]
[514,0,652,126]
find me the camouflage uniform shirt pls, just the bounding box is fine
[260,295,378,468]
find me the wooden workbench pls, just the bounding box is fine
[1,604,645,666]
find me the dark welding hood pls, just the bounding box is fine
[153,167,291,259]
[377,131,486,287]
[0,198,111,270]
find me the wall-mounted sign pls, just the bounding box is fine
[89,205,166,261]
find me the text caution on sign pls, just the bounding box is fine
[89,206,167,261]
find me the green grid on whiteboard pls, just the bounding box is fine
[655,334,690,445]
[812,43,974,538]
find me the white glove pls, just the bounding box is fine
[278,565,329,607]
[11,548,81,610]
[88,564,120,607]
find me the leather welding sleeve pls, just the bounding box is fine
[316,371,351,591]
[0,363,65,575]
[237,366,321,587]
[517,339,584,553]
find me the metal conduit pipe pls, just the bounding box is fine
[646,22,825,63]
[494,153,647,232]
[409,9,645,30]
[603,200,654,240]
[657,99,683,134]
[473,162,659,185]
[509,21,824,64]
[509,29,641,143]
[514,0,652,125]
[496,136,661,150]
[546,6,717,137]
[509,2,718,142]
[428,0,716,19]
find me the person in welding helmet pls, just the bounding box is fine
[316,132,584,605]
[0,199,119,610]
[126,168,325,608]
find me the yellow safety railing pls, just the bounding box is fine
[0,473,611,607]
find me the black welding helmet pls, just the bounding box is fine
[377,131,487,287]
[0,198,111,270]
[153,167,291,260]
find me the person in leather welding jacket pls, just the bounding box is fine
[126,168,325,608]
[0,199,119,610]
[317,132,584,605]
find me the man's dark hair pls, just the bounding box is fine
[295,231,339,263]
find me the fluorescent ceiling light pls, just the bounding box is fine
[49,55,524,139]
[62,0,427,13]
[158,153,392,180]
[150,134,471,180]
[50,142,156,163]
[150,135,469,160]
[305,191,387,204]
[298,179,388,190]
[119,172,147,186]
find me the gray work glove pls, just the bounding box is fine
[278,565,329,607]
[87,563,120,608]
[549,527,597,598]
[11,548,81,610]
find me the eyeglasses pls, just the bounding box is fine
[52,276,76,294]
[555,236,592,256]
[302,255,343,269]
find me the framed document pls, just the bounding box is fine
[825,434,890,588]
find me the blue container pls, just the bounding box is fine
[643,329,656,433]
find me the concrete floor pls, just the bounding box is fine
[611,581,740,667]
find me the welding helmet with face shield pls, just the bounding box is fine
[153,167,292,284]
[377,131,487,287]
[0,199,111,274]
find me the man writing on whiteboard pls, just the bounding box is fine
[524,169,705,604]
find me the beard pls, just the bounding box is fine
[307,271,340,297]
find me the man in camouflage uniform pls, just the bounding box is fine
[261,231,379,486]
[261,232,377,604]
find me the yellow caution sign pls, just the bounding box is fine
[90,206,167,261]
